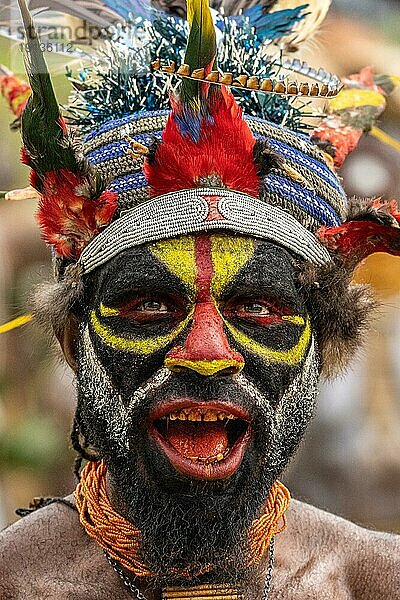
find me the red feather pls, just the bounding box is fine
[144,88,260,198]
[318,199,400,262]
[36,170,117,259]
[0,73,31,118]
[312,122,362,168]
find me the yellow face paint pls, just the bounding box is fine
[224,317,311,367]
[282,315,305,326]
[91,234,310,367]
[149,236,196,295]
[100,304,120,317]
[210,235,255,298]
[90,307,194,354]
[164,357,244,376]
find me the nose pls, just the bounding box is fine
[165,302,244,376]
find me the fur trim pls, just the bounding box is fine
[346,195,399,224]
[146,137,161,166]
[30,265,84,338]
[299,258,378,378]
[253,139,283,178]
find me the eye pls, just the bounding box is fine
[223,297,290,326]
[108,294,185,324]
[239,302,271,315]
[137,300,169,312]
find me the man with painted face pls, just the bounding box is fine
[0,0,400,598]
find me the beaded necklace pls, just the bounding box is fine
[105,539,275,600]
[74,461,290,577]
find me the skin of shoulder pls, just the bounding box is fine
[0,501,129,600]
[273,499,400,599]
[0,499,398,600]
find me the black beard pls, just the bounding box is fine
[107,377,275,588]
[75,325,319,588]
[109,460,269,589]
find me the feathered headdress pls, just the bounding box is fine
[144,0,262,200]
[0,0,398,265]
[1,0,400,373]
[15,0,118,259]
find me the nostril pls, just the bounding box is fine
[217,366,242,376]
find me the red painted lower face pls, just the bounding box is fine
[148,400,252,480]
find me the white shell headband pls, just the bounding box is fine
[79,187,332,275]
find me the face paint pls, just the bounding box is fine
[89,233,310,371]
[90,303,194,354]
[75,234,319,587]
[225,317,311,367]
[164,235,248,376]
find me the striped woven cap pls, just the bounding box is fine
[83,109,348,234]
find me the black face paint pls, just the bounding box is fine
[75,235,319,586]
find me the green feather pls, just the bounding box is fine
[17,0,78,185]
[181,0,217,107]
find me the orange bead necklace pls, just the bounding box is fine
[74,460,290,577]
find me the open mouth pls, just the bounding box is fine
[149,401,251,480]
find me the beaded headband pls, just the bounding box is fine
[1,0,400,286]
[79,187,332,274]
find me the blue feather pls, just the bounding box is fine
[173,103,214,143]
[96,0,155,22]
[241,4,309,43]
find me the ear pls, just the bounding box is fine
[56,313,80,372]
[31,277,84,370]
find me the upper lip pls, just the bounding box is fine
[149,399,251,423]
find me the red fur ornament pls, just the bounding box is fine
[318,198,400,262]
[312,121,362,169]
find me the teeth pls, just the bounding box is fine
[191,68,205,79]
[219,73,233,85]
[206,71,219,83]
[188,449,231,465]
[203,410,218,422]
[320,83,329,96]
[187,409,202,421]
[177,63,190,76]
[260,78,273,92]
[161,61,175,74]
[164,409,238,421]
